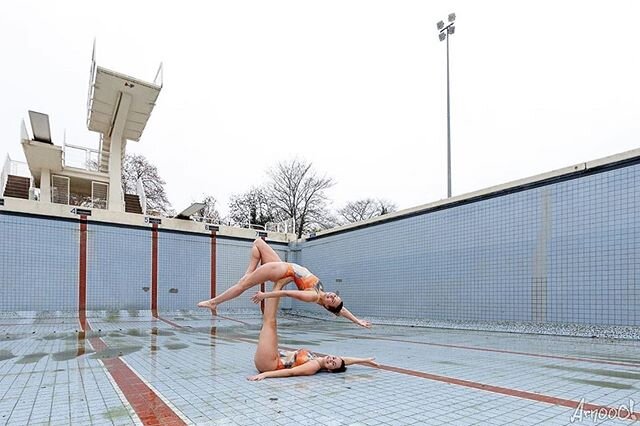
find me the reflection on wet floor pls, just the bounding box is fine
[15,352,48,364]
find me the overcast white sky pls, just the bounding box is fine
[1,1,639,218]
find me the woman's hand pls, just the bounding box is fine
[251,291,266,304]
[358,319,372,328]
[360,357,379,367]
[247,373,267,381]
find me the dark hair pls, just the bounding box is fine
[329,358,347,373]
[325,301,343,315]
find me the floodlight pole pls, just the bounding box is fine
[446,32,451,198]
[438,14,455,198]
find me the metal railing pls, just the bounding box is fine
[63,143,100,171]
[265,218,296,234]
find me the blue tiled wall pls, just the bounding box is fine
[1,160,638,325]
[294,163,640,326]
[87,224,151,310]
[0,214,78,311]
[157,231,210,311]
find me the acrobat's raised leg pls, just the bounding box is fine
[253,281,286,372]
[244,238,283,276]
[197,262,288,311]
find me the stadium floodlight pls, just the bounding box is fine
[435,13,456,198]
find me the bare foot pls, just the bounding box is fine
[197,299,217,313]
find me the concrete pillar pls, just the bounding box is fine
[108,136,124,212]
[40,168,51,203]
[107,92,132,212]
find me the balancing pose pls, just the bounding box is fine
[197,238,371,328]
[248,282,378,381]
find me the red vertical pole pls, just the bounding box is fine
[260,235,266,314]
[151,223,158,317]
[78,215,88,356]
[78,215,88,329]
[210,230,217,317]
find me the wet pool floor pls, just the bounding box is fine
[1,311,639,425]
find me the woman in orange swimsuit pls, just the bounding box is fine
[247,282,377,381]
[197,238,371,328]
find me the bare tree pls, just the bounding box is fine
[122,154,173,216]
[377,199,397,215]
[266,159,335,238]
[228,186,275,229]
[337,198,397,224]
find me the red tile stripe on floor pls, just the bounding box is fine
[331,332,640,368]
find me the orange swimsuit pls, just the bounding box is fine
[276,349,318,370]
[283,263,322,291]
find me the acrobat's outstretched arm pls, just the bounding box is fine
[341,356,378,367]
[338,307,372,328]
[247,362,319,381]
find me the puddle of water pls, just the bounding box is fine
[90,345,143,360]
[103,407,130,420]
[16,353,49,364]
[193,342,217,347]
[343,373,375,381]
[125,329,146,337]
[565,378,634,390]
[165,343,189,350]
[570,353,640,365]
[156,330,176,336]
[52,349,95,361]
[3,334,27,341]
[0,350,16,361]
[104,311,121,322]
[543,365,640,380]
[41,333,66,341]
[127,310,140,318]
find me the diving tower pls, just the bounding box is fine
[2,44,163,213]
[86,44,163,211]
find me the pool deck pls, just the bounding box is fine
[1,311,639,425]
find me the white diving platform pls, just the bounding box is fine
[87,66,162,141]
